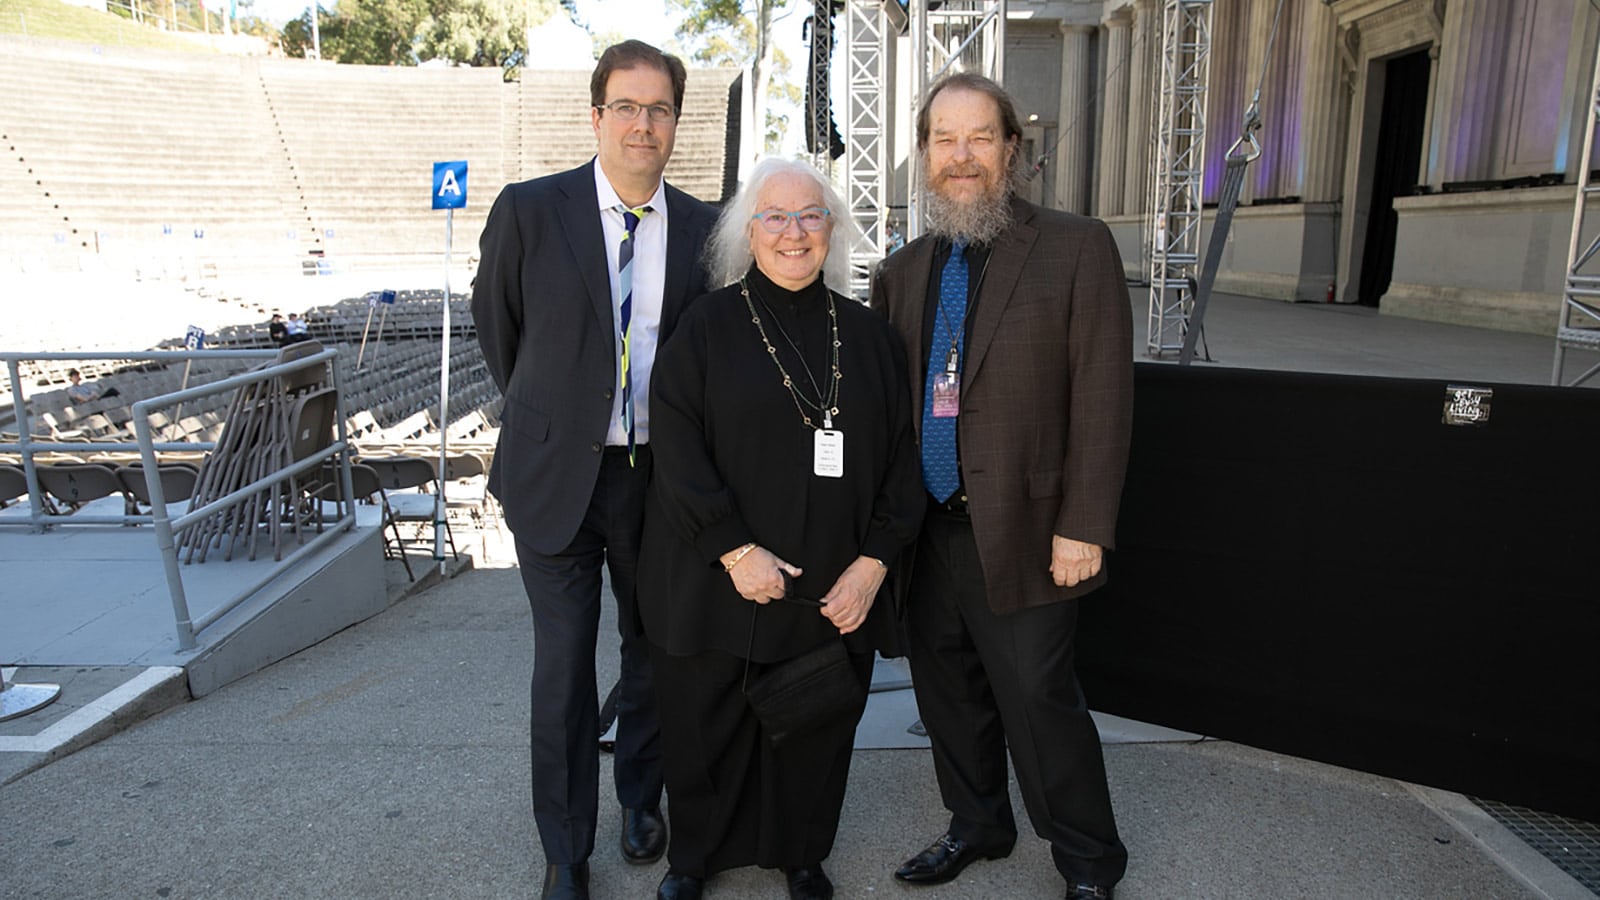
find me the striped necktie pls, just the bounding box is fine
[617,205,651,466]
[922,240,967,502]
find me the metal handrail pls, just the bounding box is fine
[1,348,358,649]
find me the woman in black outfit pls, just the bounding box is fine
[639,157,924,900]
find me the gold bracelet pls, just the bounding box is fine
[723,542,758,572]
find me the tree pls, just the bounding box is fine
[278,0,427,65]
[670,0,793,156]
[417,0,533,76]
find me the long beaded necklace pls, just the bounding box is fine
[739,276,842,429]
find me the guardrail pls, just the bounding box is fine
[1,348,357,650]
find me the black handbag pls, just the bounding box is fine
[741,587,860,745]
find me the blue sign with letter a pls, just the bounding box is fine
[433,161,468,210]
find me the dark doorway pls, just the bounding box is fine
[1358,49,1431,306]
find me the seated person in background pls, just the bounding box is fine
[285,312,310,343]
[268,314,289,347]
[66,368,119,403]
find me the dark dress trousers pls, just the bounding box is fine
[471,159,716,865]
[638,269,924,877]
[870,197,1134,887]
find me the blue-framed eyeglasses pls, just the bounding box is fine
[594,100,678,123]
[751,207,831,233]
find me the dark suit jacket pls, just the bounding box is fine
[870,197,1134,614]
[472,160,718,554]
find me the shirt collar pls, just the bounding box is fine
[593,158,668,220]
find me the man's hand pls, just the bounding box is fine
[1050,536,1103,588]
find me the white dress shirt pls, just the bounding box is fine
[594,161,669,447]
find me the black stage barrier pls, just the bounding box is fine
[1080,364,1600,823]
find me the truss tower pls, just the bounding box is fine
[1146,0,1213,357]
[1554,26,1600,386]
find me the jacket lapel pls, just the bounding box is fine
[963,198,1037,389]
[557,161,616,339]
[897,237,937,436]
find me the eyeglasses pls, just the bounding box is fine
[751,207,831,233]
[594,100,678,124]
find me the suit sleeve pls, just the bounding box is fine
[471,185,525,394]
[1056,219,1135,549]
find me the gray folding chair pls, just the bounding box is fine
[363,456,459,561]
[115,465,198,519]
[315,462,415,581]
[35,463,130,516]
[0,465,36,519]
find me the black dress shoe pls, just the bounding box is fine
[1065,884,1114,900]
[540,862,590,900]
[656,871,705,900]
[621,806,668,864]
[784,863,835,900]
[893,832,1010,885]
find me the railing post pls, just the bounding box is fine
[7,358,48,533]
[133,401,197,650]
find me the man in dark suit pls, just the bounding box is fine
[870,73,1134,900]
[472,40,718,900]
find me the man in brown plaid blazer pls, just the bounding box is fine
[870,73,1134,900]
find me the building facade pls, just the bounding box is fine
[895,0,1596,334]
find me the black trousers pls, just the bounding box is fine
[906,505,1129,887]
[649,641,873,878]
[514,445,662,865]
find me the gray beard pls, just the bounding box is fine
[923,185,1013,246]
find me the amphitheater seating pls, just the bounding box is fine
[0,40,306,275]
[0,34,739,281]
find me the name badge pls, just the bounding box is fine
[814,428,845,478]
[932,372,960,418]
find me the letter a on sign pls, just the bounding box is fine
[433,160,468,210]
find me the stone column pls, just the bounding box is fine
[1095,10,1132,217]
[1428,0,1512,184]
[1056,24,1095,215]
[1297,0,1347,201]
[1122,0,1157,215]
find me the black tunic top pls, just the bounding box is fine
[638,266,924,662]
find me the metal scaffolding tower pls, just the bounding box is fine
[808,0,837,174]
[1553,31,1600,386]
[840,0,895,298]
[1146,0,1213,357]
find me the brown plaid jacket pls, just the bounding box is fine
[870,197,1134,614]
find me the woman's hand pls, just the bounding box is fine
[725,545,803,604]
[819,556,887,634]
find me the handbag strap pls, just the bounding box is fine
[741,601,759,694]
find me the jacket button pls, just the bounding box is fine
[603,387,614,400]
[591,442,602,453]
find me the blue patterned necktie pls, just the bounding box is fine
[617,204,651,466]
[922,240,967,502]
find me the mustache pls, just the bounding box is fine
[935,164,987,181]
